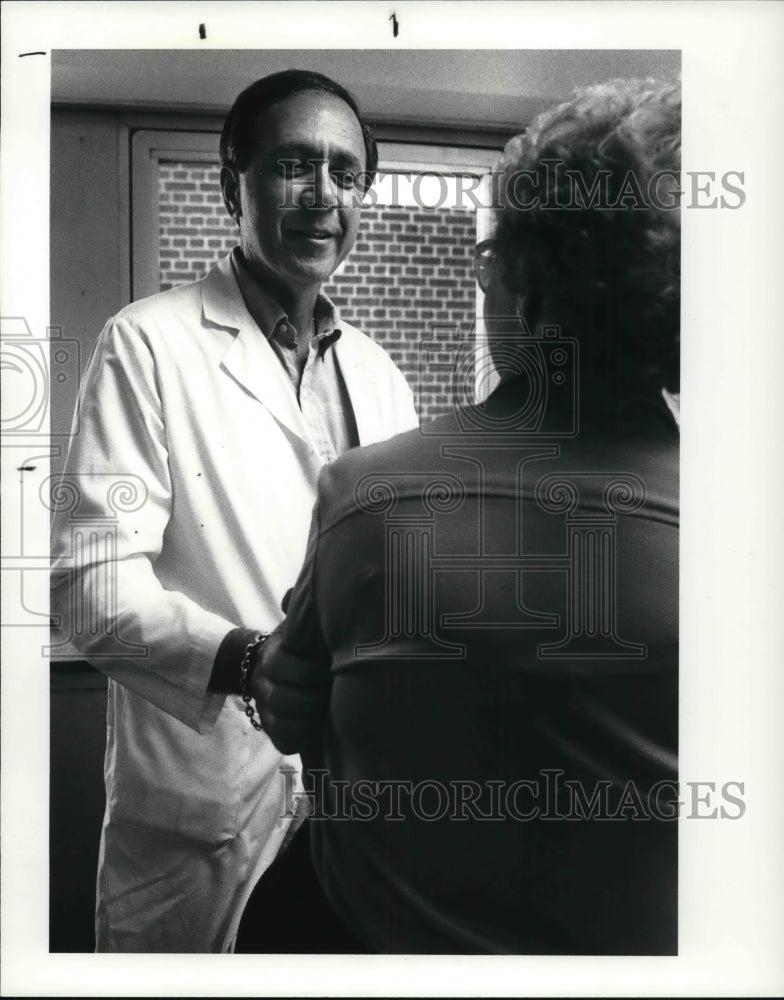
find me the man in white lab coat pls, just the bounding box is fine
[50,70,417,953]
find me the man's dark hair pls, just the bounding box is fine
[220,69,378,190]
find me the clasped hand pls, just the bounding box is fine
[249,623,330,755]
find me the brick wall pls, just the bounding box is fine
[159,162,479,422]
[326,208,477,423]
[159,164,235,286]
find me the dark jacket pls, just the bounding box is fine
[278,377,679,954]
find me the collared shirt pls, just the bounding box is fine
[230,247,359,465]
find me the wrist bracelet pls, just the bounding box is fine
[240,632,271,732]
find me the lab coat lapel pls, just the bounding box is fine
[202,256,310,442]
[334,328,379,446]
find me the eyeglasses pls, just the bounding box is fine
[472,239,496,293]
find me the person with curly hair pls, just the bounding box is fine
[252,78,681,954]
[491,78,680,411]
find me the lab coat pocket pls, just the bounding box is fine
[107,691,255,846]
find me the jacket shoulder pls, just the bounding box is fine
[322,405,464,487]
[316,415,458,526]
[112,276,205,329]
[96,275,222,365]
[337,321,403,372]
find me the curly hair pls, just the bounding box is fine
[493,78,680,393]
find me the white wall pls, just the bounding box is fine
[52,48,681,127]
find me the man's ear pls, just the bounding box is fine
[220,165,242,224]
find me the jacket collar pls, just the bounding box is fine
[331,330,379,446]
[228,247,342,346]
[201,252,387,448]
[202,252,310,442]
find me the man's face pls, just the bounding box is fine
[230,89,367,302]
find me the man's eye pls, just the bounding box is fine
[273,159,308,177]
[332,169,358,189]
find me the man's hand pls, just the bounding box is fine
[250,624,330,755]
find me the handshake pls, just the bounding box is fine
[248,603,331,756]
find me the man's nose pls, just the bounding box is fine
[300,160,339,210]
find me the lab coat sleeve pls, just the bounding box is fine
[50,316,233,733]
[257,499,331,757]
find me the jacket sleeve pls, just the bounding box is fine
[50,316,234,733]
[258,482,331,760]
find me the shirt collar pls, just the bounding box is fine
[230,246,342,347]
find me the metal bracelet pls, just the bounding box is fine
[240,632,271,732]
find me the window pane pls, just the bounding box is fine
[326,204,477,422]
[158,162,236,289]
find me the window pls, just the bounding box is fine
[132,131,501,419]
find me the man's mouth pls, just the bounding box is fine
[289,229,338,241]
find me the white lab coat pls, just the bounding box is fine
[50,252,418,952]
